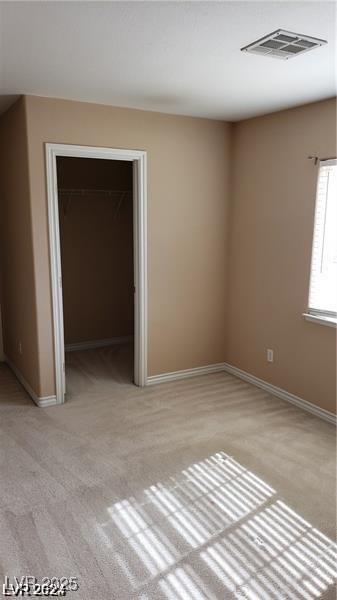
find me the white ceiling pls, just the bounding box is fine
[0,1,335,121]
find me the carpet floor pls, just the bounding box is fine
[0,345,336,599]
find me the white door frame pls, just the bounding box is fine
[45,143,148,404]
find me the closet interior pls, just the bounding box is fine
[56,156,134,401]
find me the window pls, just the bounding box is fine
[308,159,337,321]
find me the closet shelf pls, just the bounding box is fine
[58,188,132,196]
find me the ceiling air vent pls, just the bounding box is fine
[241,29,327,60]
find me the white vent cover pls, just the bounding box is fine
[241,29,327,60]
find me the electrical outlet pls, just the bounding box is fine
[18,341,22,355]
[267,348,274,363]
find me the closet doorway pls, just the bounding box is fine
[46,144,147,404]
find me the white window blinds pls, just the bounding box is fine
[308,159,337,316]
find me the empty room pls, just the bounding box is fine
[0,1,336,599]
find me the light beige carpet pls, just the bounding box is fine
[0,345,336,599]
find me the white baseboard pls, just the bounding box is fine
[65,335,133,352]
[222,362,336,425]
[4,355,60,408]
[5,348,335,423]
[146,363,227,385]
[147,361,336,426]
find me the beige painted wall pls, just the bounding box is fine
[0,304,4,361]
[57,158,134,344]
[24,95,232,396]
[226,98,336,414]
[0,98,40,390]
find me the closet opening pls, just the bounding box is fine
[46,144,147,405]
[57,156,134,401]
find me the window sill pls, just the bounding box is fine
[303,313,337,328]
